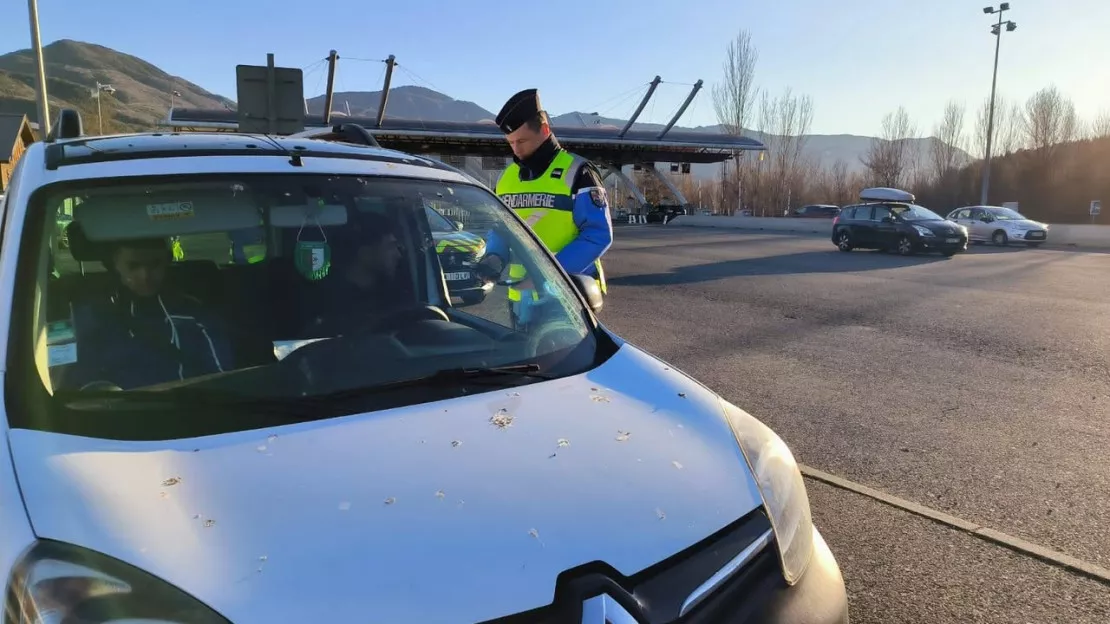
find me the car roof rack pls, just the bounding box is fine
[329,123,382,148]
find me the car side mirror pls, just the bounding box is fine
[571,274,604,315]
[453,220,465,231]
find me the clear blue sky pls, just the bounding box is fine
[4,0,1107,136]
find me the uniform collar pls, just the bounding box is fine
[514,135,561,181]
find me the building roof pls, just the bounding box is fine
[163,108,765,165]
[0,113,36,163]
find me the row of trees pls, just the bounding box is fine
[670,28,1109,222]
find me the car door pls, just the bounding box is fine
[872,205,897,248]
[968,208,991,240]
[848,205,873,245]
[949,208,973,239]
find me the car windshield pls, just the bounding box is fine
[423,203,458,232]
[17,173,604,439]
[987,207,1025,220]
[891,204,943,221]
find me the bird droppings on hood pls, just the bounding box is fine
[451,440,462,448]
[159,491,170,500]
[266,434,278,444]
[435,490,446,500]
[204,519,216,528]
[384,497,397,505]
[677,423,685,429]
[506,391,520,398]
[672,461,684,470]
[663,366,670,371]
[490,408,514,429]
[678,392,687,398]
[256,556,268,573]
[161,477,182,487]
[557,438,570,448]
[590,394,610,403]
[256,444,268,453]
[338,501,351,511]
[615,430,631,442]
[656,508,667,520]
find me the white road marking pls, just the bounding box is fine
[800,464,1110,585]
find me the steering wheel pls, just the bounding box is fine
[355,303,450,335]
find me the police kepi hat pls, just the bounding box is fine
[496,88,543,134]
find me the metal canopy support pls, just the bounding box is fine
[600,164,648,208]
[265,54,276,134]
[322,50,339,125]
[644,164,688,206]
[657,79,703,140]
[376,55,396,129]
[618,76,662,139]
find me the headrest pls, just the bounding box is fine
[65,221,104,262]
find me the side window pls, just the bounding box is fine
[853,206,872,221]
[873,206,892,221]
[954,209,971,220]
[969,208,985,221]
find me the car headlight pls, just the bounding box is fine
[6,541,228,624]
[719,399,814,585]
[912,225,934,237]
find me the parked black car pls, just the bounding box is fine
[832,202,968,257]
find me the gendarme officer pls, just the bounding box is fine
[480,88,612,323]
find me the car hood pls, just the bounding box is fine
[915,219,962,233]
[1004,219,1046,229]
[9,344,763,624]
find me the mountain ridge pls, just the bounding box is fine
[0,40,965,176]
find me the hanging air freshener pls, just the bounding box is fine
[293,198,332,281]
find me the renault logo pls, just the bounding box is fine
[580,594,640,624]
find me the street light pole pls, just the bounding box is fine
[27,0,51,136]
[979,3,1017,205]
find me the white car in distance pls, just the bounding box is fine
[946,205,1049,247]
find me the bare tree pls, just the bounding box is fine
[862,107,917,188]
[752,88,815,215]
[1089,109,1110,139]
[712,30,759,215]
[1022,86,1078,158]
[929,100,967,182]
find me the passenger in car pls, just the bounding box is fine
[301,212,417,336]
[62,237,236,391]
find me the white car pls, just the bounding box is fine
[0,110,847,624]
[946,205,1049,247]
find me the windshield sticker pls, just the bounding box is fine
[48,343,78,368]
[294,240,331,281]
[46,320,75,345]
[146,201,195,221]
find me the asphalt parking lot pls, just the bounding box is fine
[602,226,1110,623]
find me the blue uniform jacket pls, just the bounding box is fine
[483,139,613,276]
[65,291,235,390]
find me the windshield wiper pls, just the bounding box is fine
[56,364,552,411]
[306,363,554,402]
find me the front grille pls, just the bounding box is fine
[479,509,777,624]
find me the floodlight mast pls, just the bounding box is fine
[980,3,1018,205]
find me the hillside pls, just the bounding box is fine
[0,40,964,177]
[0,39,233,132]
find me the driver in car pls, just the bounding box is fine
[301,212,417,337]
[63,237,235,391]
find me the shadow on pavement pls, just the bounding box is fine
[608,250,948,287]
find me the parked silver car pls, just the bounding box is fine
[946,205,1049,247]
